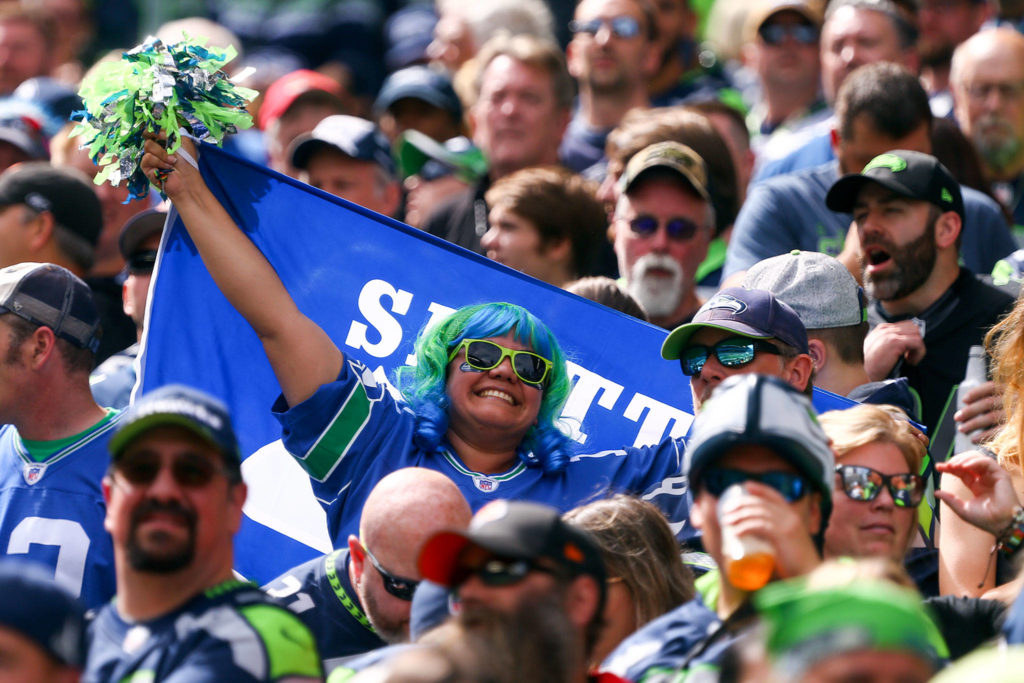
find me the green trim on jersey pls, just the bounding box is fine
[695,569,721,612]
[326,550,374,632]
[301,381,372,481]
[237,603,323,680]
[20,408,118,462]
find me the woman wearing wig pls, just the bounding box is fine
[141,139,684,547]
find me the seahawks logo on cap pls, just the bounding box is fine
[941,188,954,204]
[863,153,907,173]
[700,293,747,315]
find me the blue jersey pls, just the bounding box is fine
[85,579,323,682]
[601,595,729,682]
[273,358,688,545]
[0,413,119,609]
[263,548,385,671]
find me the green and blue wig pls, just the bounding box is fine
[394,302,574,472]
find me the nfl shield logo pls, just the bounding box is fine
[474,477,498,492]
[22,462,46,485]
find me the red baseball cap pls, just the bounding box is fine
[257,69,345,130]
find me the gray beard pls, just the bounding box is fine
[627,253,686,318]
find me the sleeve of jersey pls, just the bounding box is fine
[273,358,417,506]
[722,183,793,278]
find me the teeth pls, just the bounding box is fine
[480,389,514,404]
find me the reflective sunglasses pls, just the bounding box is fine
[114,453,223,488]
[759,23,819,46]
[835,465,924,508]
[569,15,642,39]
[460,557,557,587]
[680,337,782,376]
[702,467,810,503]
[628,215,700,242]
[363,544,419,601]
[448,339,552,388]
[127,249,157,275]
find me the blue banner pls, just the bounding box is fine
[139,144,856,583]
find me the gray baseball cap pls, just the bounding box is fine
[686,374,834,517]
[742,251,867,330]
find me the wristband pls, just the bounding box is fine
[997,506,1024,557]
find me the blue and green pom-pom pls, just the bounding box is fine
[72,35,257,200]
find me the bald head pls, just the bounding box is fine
[359,468,472,578]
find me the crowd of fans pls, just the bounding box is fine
[4,0,1024,680]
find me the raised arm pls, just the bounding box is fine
[141,137,343,406]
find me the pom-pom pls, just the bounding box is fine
[72,35,257,201]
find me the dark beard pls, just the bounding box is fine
[127,499,197,573]
[861,214,938,302]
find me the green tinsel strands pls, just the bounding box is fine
[72,35,257,201]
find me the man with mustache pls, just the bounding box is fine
[825,150,1015,459]
[86,385,323,682]
[611,141,713,329]
[951,28,1024,240]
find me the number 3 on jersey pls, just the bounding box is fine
[6,516,89,598]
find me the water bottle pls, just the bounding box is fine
[954,346,987,455]
[717,484,775,591]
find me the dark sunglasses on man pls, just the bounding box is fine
[455,555,559,589]
[759,23,819,46]
[127,249,158,275]
[628,215,700,242]
[680,336,782,376]
[702,467,810,502]
[835,464,925,508]
[362,543,419,601]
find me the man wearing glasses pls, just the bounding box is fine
[660,286,814,410]
[561,0,658,173]
[91,208,166,410]
[418,499,609,683]
[611,141,714,330]
[87,385,323,682]
[604,373,833,680]
[263,467,471,672]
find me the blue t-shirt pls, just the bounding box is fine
[724,161,1017,279]
[0,413,120,609]
[262,548,385,672]
[559,114,612,174]
[272,358,690,546]
[85,580,323,682]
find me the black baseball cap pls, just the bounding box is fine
[109,384,241,469]
[373,65,461,121]
[0,162,102,247]
[825,150,964,220]
[0,262,100,352]
[662,287,809,360]
[118,209,167,260]
[419,500,606,592]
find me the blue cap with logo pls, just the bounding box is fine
[109,384,240,465]
[289,115,396,177]
[825,149,964,220]
[661,287,809,360]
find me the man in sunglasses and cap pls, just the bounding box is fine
[604,373,833,681]
[661,286,815,411]
[611,141,716,331]
[87,384,322,682]
[418,499,610,683]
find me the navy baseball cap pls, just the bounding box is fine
[0,559,87,668]
[109,384,241,466]
[374,66,461,121]
[825,150,964,220]
[0,262,100,352]
[0,110,48,160]
[661,287,809,360]
[290,115,396,177]
[119,208,167,260]
[686,374,834,518]
[419,501,606,594]
[0,162,102,247]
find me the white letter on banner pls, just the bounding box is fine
[559,361,624,445]
[404,302,457,366]
[345,279,414,358]
[623,393,694,447]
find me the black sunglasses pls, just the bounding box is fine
[702,467,810,503]
[459,557,557,588]
[115,453,222,488]
[759,23,819,46]
[835,465,925,509]
[448,339,552,387]
[363,544,419,601]
[628,215,700,242]
[680,337,782,376]
[569,16,642,39]
[127,250,157,275]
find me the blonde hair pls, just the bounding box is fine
[986,296,1024,473]
[819,404,926,474]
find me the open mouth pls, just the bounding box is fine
[864,246,892,271]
